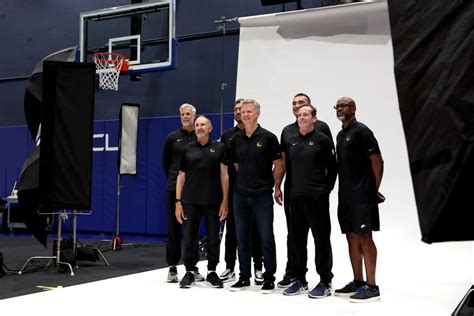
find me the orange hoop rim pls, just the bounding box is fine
[93,52,126,63]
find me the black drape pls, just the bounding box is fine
[388,0,474,243]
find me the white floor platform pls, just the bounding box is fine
[0,233,472,316]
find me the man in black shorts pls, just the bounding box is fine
[162,103,204,283]
[333,97,384,303]
[229,99,284,294]
[219,98,263,285]
[175,115,229,289]
[278,93,334,288]
[282,105,337,298]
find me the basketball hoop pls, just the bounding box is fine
[93,52,128,91]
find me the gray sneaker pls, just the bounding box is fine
[167,266,178,283]
[193,268,205,282]
[254,270,264,285]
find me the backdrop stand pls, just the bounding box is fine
[214,16,238,136]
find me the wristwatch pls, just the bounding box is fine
[175,198,182,203]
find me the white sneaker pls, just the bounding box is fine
[219,269,236,283]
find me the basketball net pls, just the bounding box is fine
[93,53,126,91]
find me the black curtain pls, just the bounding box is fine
[388,0,474,243]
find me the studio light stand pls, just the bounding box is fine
[97,104,139,251]
[214,16,239,136]
[18,210,74,276]
[97,176,139,251]
[19,209,109,276]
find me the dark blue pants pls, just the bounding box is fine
[234,191,276,282]
[223,189,263,271]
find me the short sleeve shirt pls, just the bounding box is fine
[287,130,337,196]
[336,120,381,209]
[231,125,281,196]
[162,129,196,191]
[281,120,334,190]
[179,140,226,205]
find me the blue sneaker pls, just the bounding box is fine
[349,285,380,303]
[308,282,332,299]
[283,280,308,296]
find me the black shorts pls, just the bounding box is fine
[337,204,380,234]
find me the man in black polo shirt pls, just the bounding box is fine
[229,99,284,294]
[282,105,337,298]
[278,93,334,288]
[333,97,384,303]
[175,115,229,289]
[162,103,203,283]
[218,99,263,285]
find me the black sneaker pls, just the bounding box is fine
[261,281,275,294]
[277,274,295,288]
[335,281,365,297]
[349,285,380,303]
[179,271,195,289]
[206,271,224,288]
[230,279,251,292]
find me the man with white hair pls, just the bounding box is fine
[162,103,204,283]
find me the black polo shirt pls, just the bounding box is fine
[231,125,281,196]
[287,130,337,196]
[179,140,226,205]
[162,128,196,192]
[220,125,241,187]
[281,120,334,191]
[336,119,381,209]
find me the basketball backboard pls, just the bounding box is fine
[80,0,176,75]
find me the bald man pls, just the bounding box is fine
[333,97,384,303]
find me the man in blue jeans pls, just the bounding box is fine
[229,99,284,294]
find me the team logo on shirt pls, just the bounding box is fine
[309,141,314,146]
[256,141,263,148]
[210,148,216,153]
[177,138,183,142]
[345,135,351,142]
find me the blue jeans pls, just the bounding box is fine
[234,191,276,282]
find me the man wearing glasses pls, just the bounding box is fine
[333,97,385,303]
[278,93,334,289]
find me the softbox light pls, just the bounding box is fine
[40,61,95,210]
[119,103,139,175]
